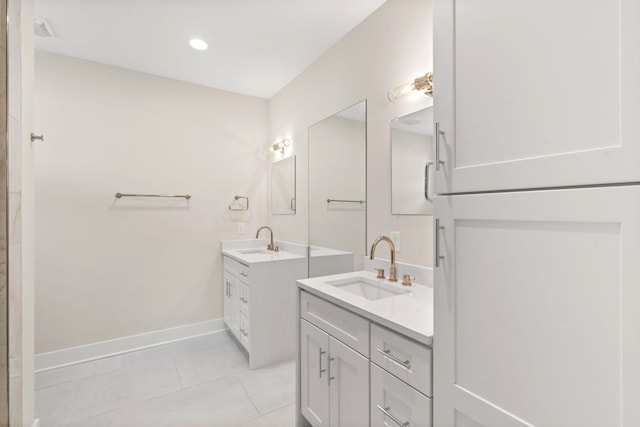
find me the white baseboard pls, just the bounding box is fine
[35,318,226,372]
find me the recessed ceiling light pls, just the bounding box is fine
[189,39,208,51]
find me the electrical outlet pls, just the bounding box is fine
[238,222,245,234]
[390,231,401,253]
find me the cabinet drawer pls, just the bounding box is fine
[223,256,250,281]
[371,363,431,427]
[371,323,432,396]
[240,281,250,315]
[300,291,370,357]
[239,313,250,350]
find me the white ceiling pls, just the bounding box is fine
[34,0,387,99]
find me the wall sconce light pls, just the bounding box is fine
[272,138,291,153]
[387,72,434,102]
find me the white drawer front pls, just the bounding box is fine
[371,363,431,427]
[300,291,370,357]
[240,281,250,315]
[239,313,250,350]
[371,323,432,396]
[223,256,250,281]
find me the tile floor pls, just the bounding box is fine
[35,331,296,427]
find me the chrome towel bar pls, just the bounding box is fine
[326,199,366,204]
[115,192,191,200]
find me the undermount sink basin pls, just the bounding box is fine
[325,276,410,301]
[237,248,273,255]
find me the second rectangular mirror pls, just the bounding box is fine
[271,155,296,215]
[308,100,367,276]
[391,106,433,215]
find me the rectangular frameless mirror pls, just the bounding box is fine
[308,100,367,276]
[271,155,296,215]
[391,106,434,215]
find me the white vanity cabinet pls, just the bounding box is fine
[223,252,307,369]
[433,0,640,194]
[299,290,433,427]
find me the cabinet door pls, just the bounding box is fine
[223,271,233,330]
[224,273,240,339]
[433,186,640,427]
[434,0,640,193]
[300,319,330,427]
[328,337,369,427]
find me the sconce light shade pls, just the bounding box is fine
[387,72,434,102]
[272,138,291,153]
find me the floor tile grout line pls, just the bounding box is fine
[38,334,264,427]
[62,370,260,427]
[44,350,184,427]
[39,334,232,392]
[39,331,232,388]
[170,347,185,391]
[234,402,296,427]
[236,373,262,419]
[57,385,188,427]
[35,360,123,391]
[258,400,297,417]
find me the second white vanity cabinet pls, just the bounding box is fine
[299,288,432,427]
[222,241,307,369]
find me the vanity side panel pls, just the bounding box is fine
[250,257,308,368]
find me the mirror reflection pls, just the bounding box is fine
[391,106,433,215]
[271,156,296,215]
[308,101,367,277]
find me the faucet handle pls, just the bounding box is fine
[402,275,415,286]
[274,245,279,252]
[374,268,386,279]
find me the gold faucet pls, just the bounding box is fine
[255,226,278,251]
[369,236,397,282]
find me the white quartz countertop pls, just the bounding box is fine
[297,271,433,345]
[222,247,305,264]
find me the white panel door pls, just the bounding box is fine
[328,337,369,427]
[433,0,640,193]
[433,186,640,427]
[300,319,330,427]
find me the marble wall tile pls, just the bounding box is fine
[7,0,24,423]
[6,0,19,122]
[8,115,21,193]
[0,0,9,422]
[8,242,21,362]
